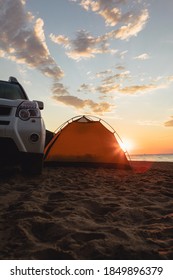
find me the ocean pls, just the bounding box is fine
[129,154,173,162]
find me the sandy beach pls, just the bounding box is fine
[0,161,173,260]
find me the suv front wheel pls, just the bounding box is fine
[21,153,44,175]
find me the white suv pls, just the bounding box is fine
[0,77,46,174]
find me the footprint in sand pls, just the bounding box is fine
[71,231,106,242]
[33,248,74,260]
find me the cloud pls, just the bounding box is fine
[52,82,70,96]
[0,49,5,57]
[116,65,125,71]
[82,79,167,97]
[77,83,95,93]
[95,70,131,94]
[51,1,149,60]
[164,116,173,127]
[79,0,126,13]
[50,34,70,48]
[52,81,112,113]
[167,76,173,82]
[134,53,150,60]
[0,0,63,79]
[96,69,113,78]
[107,9,149,40]
[119,84,161,94]
[119,50,128,59]
[53,95,112,113]
[50,30,117,60]
[75,0,149,38]
[102,71,131,83]
[94,68,171,96]
[79,0,100,11]
[99,7,121,26]
[96,83,120,95]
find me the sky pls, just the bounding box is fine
[0,0,173,154]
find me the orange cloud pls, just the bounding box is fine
[52,81,112,113]
[53,95,112,113]
[164,117,173,127]
[119,84,157,94]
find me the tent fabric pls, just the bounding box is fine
[44,116,130,169]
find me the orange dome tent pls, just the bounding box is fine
[44,116,131,169]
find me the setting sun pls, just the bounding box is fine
[120,139,135,153]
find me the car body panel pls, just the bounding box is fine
[0,77,46,173]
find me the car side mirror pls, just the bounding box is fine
[34,100,44,110]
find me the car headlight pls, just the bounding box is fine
[16,101,40,121]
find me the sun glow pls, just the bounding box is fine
[120,139,134,153]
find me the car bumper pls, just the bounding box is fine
[0,117,45,153]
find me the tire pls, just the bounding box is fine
[21,153,43,175]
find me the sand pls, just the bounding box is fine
[0,161,173,260]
